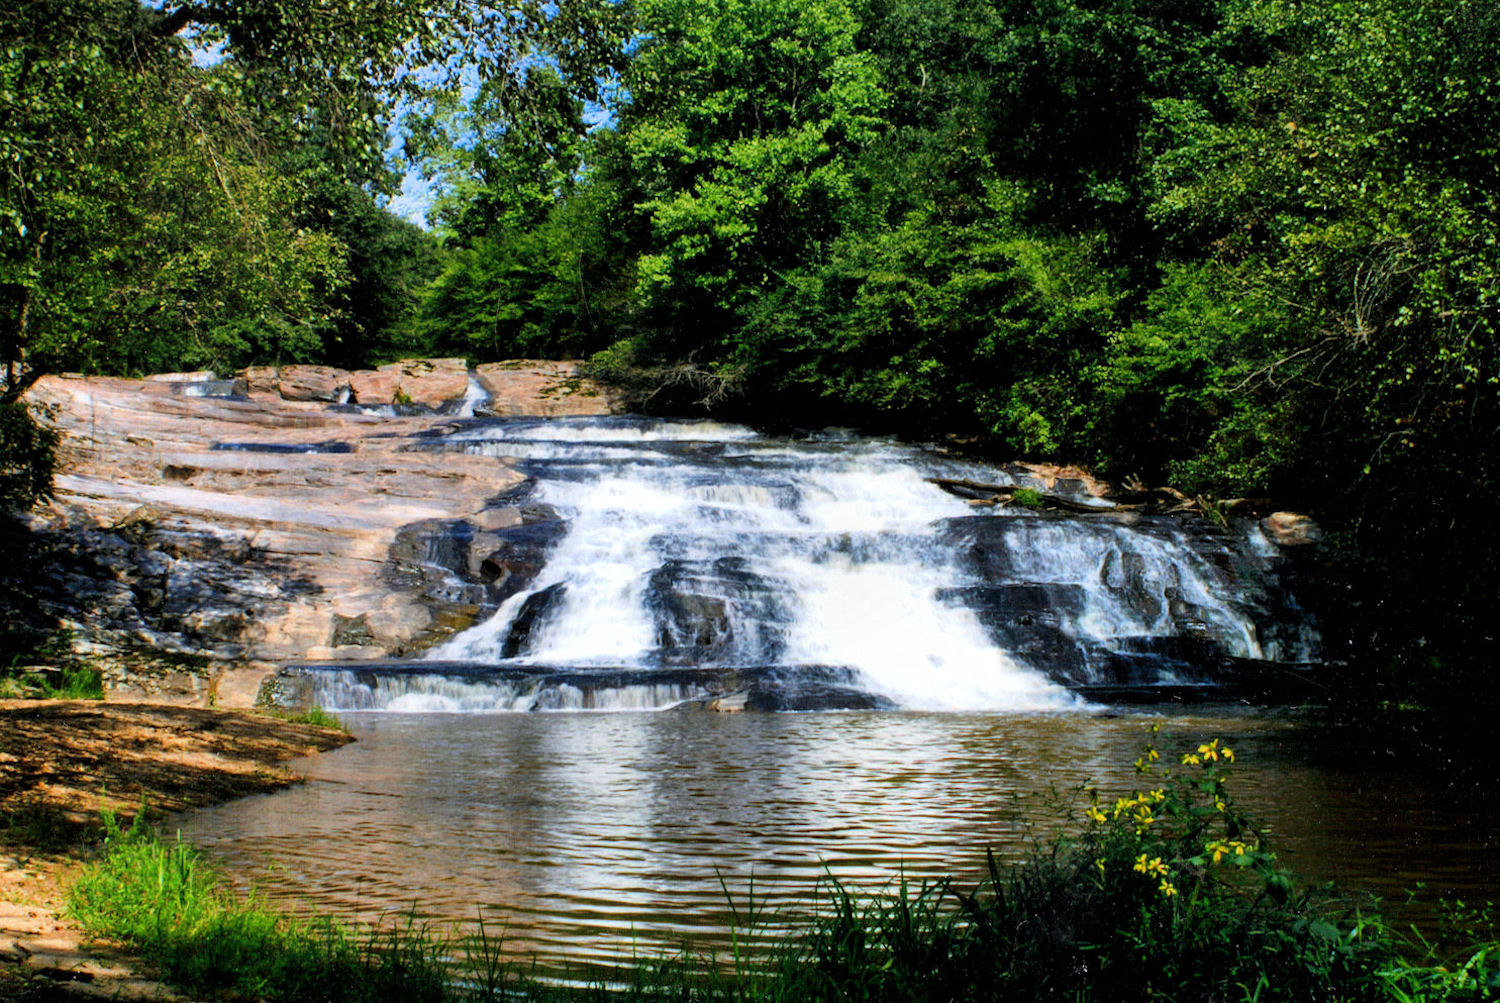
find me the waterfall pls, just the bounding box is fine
[453,372,490,418]
[278,417,1318,713]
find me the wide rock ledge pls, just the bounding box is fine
[14,360,616,707]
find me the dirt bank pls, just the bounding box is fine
[0,700,350,1000]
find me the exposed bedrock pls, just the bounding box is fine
[14,365,615,706]
[645,557,789,666]
[237,358,624,413]
[937,513,1322,694]
[16,369,1324,711]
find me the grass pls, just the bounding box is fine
[67,735,1500,1002]
[279,704,349,731]
[1010,487,1046,510]
[1,628,105,700]
[0,662,105,700]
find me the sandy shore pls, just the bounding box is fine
[0,699,351,1000]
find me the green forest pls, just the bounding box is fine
[3,0,1498,711]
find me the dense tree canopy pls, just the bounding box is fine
[2,0,1496,704]
[0,0,625,393]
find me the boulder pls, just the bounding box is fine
[502,582,568,658]
[474,360,620,417]
[389,358,469,408]
[645,557,788,665]
[241,365,279,395]
[276,365,350,402]
[348,368,401,405]
[1261,512,1322,547]
[476,519,568,601]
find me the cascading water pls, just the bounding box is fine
[278,417,1319,713]
[453,372,490,418]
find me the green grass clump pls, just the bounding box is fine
[0,661,104,700]
[284,705,349,731]
[70,812,460,1002]
[1010,487,1046,510]
[1,628,104,699]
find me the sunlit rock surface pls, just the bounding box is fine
[262,417,1324,714]
[16,367,1319,712]
[17,362,617,706]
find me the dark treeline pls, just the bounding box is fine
[3,0,1497,713]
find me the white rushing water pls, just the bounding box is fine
[433,422,1072,711]
[282,416,1317,715]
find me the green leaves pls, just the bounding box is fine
[0,401,56,510]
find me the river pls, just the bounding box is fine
[177,709,1500,976]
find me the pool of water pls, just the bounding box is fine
[176,709,1500,974]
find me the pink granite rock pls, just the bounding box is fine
[241,366,279,395]
[474,360,621,417]
[348,368,401,405]
[390,358,469,408]
[277,365,350,402]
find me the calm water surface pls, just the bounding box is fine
[177,710,1500,973]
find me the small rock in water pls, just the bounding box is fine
[1261,512,1322,547]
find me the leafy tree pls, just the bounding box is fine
[297,173,446,368]
[406,68,632,360]
[0,401,56,509]
[617,0,888,363]
[1,0,629,387]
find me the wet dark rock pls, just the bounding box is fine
[387,520,475,591]
[212,440,356,454]
[489,477,539,506]
[503,583,568,658]
[733,666,898,711]
[646,557,788,665]
[378,520,494,650]
[0,512,316,702]
[937,583,1093,684]
[262,661,898,712]
[477,520,567,602]
[519,502,561,524]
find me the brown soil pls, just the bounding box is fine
[0,700,351,1000]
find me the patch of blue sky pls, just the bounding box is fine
[154,0,624,228]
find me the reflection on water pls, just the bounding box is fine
[177,711,1500,974]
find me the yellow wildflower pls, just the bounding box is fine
[1159,880,1178,897]
[1222,746,1235,763]
[1086,805,1108,825]
[1181,753,1201,766]
[1133,855,1169,878]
